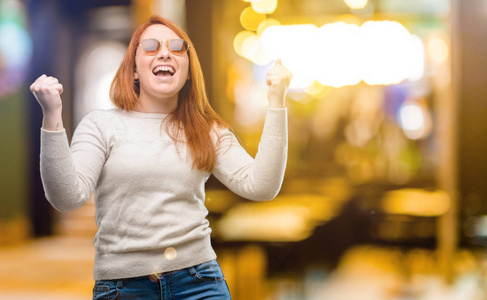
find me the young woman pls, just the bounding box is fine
[30,15,291,299]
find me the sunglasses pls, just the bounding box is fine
[139,38,190,56]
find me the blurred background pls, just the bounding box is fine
[1,0,487,299]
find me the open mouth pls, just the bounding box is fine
[152,65,175,77]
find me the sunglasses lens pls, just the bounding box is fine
[169,39,189,55]
[140,39,160,55]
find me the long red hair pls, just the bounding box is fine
[110,15,228,172]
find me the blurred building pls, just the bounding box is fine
[1,0,487,299]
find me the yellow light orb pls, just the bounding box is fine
[305,81,325,96]
[240,7,266,31]
[257,18,281,36]
[234,31,255,57]
[251,0,278,14]
[344,0,368,9]
[427,35,449,64]
[241,34,261,59]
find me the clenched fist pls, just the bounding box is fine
[30,74,64,113]
[30,74,64,131]
[265,59,292,108]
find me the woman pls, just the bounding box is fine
[30,15,291,299]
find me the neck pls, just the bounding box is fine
[135,93,178,114]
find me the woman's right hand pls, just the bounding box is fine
[30,74,64,112]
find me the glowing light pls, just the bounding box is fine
[261,24,318,88]
[240,34,272,65]
[344,0,368,9]
[360,21,415,85]
[0,22,32,69]
[74,41,125,124]
[240,6,266,31]
[399,103,423,131]
[244,20,425,89]
[315,22,361,87]
[240,33,271,65]
[382,189,451,217]
[148,268,162,282]
[305,81,325,96]
[0,0,32,98]
[257,18,280,36]
[233,63,268,127]
[164,247,177,260]
[241,34,261,58]
[427,35,449,64]
[216,194,334,242]
[287,90,308,101]
[408,35,425,82]
[398,101,431,140]
[251,0,278,14]
[233,31,255,57]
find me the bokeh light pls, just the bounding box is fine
[234,30,256,57]
[251,0,278,14]
[398,101,432,140]
[0,0,32,98]
[315,22,362,87]
[240,6,266,31]
[74,41,124,124]
[360,20,415,85]
[261,24,318,89]
[241,32,272,65]
[427,34,449,64]
[164,247,177,260]
[257,20,425,89]
[399,103,424,131]
[256,18,280,36]
[0,22,32,70]
[408,34,425,82]
[382,189,451,217]
[344,0,368,9]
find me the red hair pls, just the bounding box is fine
[110,16,228,172]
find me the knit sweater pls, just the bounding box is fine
[40,107,287,280]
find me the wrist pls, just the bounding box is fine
[268,98,285,109]
[42,107,64,131]
[268,104,286,109]
[42,106,63,116]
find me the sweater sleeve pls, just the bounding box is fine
[212,108,288,201]
[40,111,107,212]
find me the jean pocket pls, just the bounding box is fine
[189,259,226,282]
[93,280,118,300]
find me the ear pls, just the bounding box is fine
[134,72,139,80]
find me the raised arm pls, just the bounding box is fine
[31,75,106,211]
[212,60,292,200]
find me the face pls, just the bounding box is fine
[134,24,190,103]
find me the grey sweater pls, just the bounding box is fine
[40,107,287,280]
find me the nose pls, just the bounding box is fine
[157,41,171,59]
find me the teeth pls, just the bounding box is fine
[152,66,175,75]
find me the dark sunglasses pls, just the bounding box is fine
[139,38,190,56]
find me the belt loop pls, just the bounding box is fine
[188,267,196,276]
[158,272,165,281]
[116,280,123,289]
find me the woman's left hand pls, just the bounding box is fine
[266,59,292,108]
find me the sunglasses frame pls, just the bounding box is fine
[139,38,190,56]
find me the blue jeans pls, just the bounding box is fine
[93,259,231,299]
